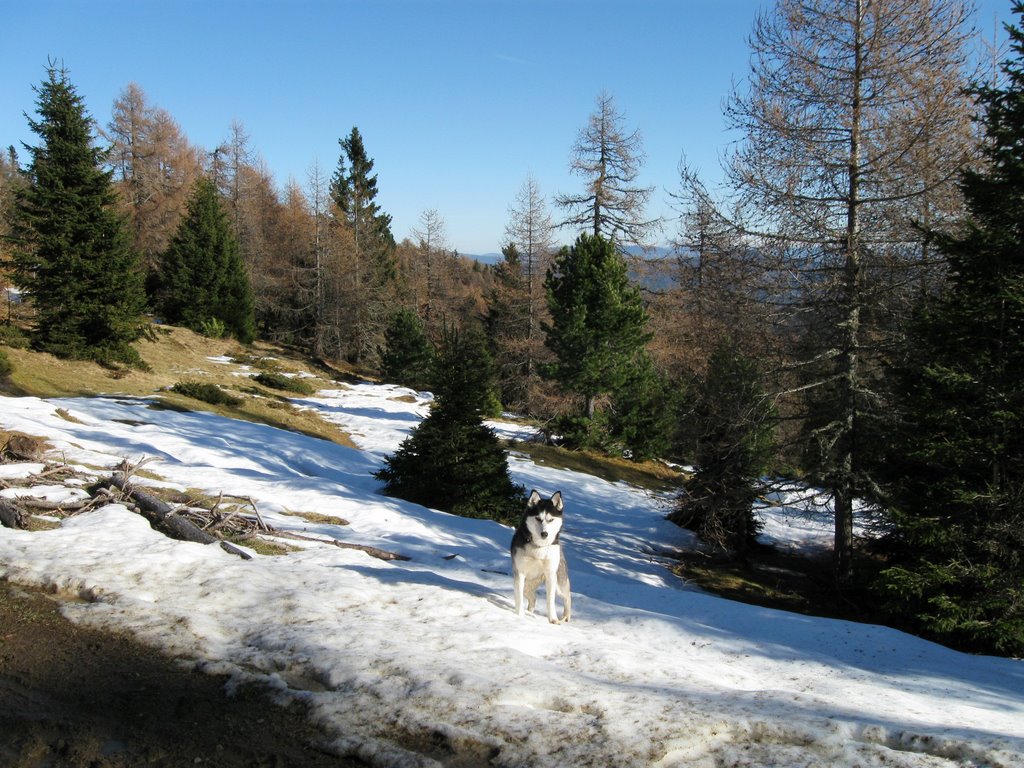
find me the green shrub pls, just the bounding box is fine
[0,324,30,349]
[199,317,227,339]
[252,371,315,395]
[171,380,241,407]
[0,349,11,379]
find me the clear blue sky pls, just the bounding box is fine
[2,0,1016,255]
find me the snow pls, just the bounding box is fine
[1,379,1022,768]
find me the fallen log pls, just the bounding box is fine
[0,497,26,529]
[104,472,250,560]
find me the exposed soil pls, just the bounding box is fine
[0,580,366,768]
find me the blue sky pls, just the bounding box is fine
[3,0,1016,255]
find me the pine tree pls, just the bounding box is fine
[543,233,651,445]
[157,176,256,343]
[375,325,524,522]
[670,339,775,557]
[877,4,1024,656]
[380,308,433,391]
[9,62,146,364]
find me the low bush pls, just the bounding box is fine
[0,324,30,349]
[171,380,241,407]
[251,371,315,395]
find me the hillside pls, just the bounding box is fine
[1,330,1023,767]
[1,324,359,449]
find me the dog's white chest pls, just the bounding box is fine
[520,542,560,568]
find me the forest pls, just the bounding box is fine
[1,0,1023,658]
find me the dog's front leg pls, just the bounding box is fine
[514,570,527,617]
[545,562,559,624]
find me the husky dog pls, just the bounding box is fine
[511,490,572,623]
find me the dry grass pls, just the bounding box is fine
[0,324,358,449]
[509,440,682,495]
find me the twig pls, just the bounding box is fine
[246,496,268,531]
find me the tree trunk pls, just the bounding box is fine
[0,498,26,529]
[834,0,865,586]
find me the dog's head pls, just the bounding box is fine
[524,490,564,544]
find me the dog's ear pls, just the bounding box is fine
[551,491,563,511]
[528,489,541,508]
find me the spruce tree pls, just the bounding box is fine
[375,325,523,523]
[380,308,433,391]
[332,127,396,364]
[9,62,146,364]
[876,4,1024,656]
[158,176,256,343]
[543,233,651,446]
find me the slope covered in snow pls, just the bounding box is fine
[1,375,1021,767]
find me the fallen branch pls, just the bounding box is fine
[20,497,95,513]
[104,472,250,559]
[265,529,410,561]
[246,496,269,531]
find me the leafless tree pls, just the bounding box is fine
[504,174,556,377]
[556,91,659,249]
[410,208,450,327]
[719,0,977,581]
[105,83,202,272]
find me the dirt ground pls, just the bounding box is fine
[0,580,366,768]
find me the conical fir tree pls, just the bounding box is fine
[375,325,524,522]
[543,233,651,445]
[158,176,256,343]
[380,308,433,391]
[877,4,1024,656]
[9,62,146,364]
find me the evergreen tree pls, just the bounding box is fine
[380,308,433,391]
[608,351,679,462]
[670,339,775,557]
[331,127,396,364]
[877,4,1024,656]
[375,325,524,522]
[543,233,651,445]
[8,62,146,364]
[157,176,256,343]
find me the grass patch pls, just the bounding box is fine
[226,536,299,556]
[285,510,350,526]
[509,440,682,494]
[231,353,284,372]
[54,408,84,424]
[25,516,62,531]
[251,371,316,395]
